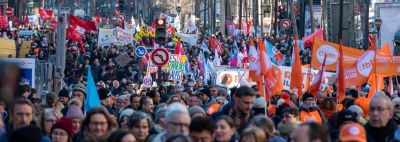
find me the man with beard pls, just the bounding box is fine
[211,86,256,133]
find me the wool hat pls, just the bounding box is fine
[119,108,135,122]
[253,97,266,109]
[98,88,111,100]
[58,88,70,98]
[51,117,75,137]
[339,122,366,142]
[46,92,59,104]
[66,104,84,119]
[188,106,206,118]
[72,83,86,95]
[155,107,167,122]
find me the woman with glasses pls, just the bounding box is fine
[40,108,63,137]
[74,107,118,142]
[51,117,75,142]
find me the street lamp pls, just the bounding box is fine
[375,16,382,48]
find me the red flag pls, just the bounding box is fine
[70,15,96,31]
[258,38,281,100]
[66,27,85,52]
[290,40,303,96]
[209,38,223,54]
[308,54,327,96]
[39,9,53,22]
[174,38,184,55]
[337,40,346,103]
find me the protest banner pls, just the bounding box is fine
[98,27,135,46]
[177,33,198,46]
[215,69,256,88]
[19,41,32,57]
[147,61,158,73]
[98,28,118,46]
[311,38,364,71]
[279,66,336,91]
[344,50,375,87]
[114,54,133,67]
[0,58,35,88]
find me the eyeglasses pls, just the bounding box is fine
[45,119,57,123]
[169,122,189,128]
[369,106,389,112]
[52,130,68,136]
[89,121,108,126]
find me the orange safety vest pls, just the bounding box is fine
[300,110,323,124]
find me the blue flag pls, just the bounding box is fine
[85,66,101,113]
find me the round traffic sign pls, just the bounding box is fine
[135,46,146,57]
[5,8,13,16]
[150,48,169,66]
[143,76,152,88]
[280,19,291,29]
[117,13,126,23]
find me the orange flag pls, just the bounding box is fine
[337,40,346,103]
[290,40,303,96]
[308,54,327,96]
[248,37,259,81]
[257,38,280,100]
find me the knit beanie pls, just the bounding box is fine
[188,106,206,118]
[51,117,75,137]
[72,83,86,95]
[66,104,84,119]
[302,92,314,102]
[58,88,70,98]
[46,92,59,104]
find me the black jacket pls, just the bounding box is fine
[365,119,400,142]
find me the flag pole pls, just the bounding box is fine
[262,75,267,115]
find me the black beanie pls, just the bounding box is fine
[58,88,70,98]
[302,92,314,102]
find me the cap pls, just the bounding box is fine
[339,123,366,142]
[98,88,111,100]
[338,109,358,127]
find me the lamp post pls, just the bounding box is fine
[176,5,181,31]
[375,16,382,48]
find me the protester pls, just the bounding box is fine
[65,99,84,134]
[339,122,366,142]
[40,108,62,137]
[153,103,191,142]
[189,117,216,142]
[74,107,118,142]
[119,108,135,129]
[51,117,75,142]
[239,127,266,142]
[128,111,153,142]
[107,130,137,142]
[365,92,399,141]
[290,122,330,142]
[214,115,238,142]
[299,92,327,126]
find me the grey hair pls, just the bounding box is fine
[128,111,153,129]
[371,91,393,111]
[392,97,400,107]
[165,103,189,123]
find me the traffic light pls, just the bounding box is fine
[155,19,167,45]
[278,5,286,19]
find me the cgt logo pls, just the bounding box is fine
[316,44,338,65]
[357,50,375,77]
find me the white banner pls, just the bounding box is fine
[379,6,400,52]
[177,33,198,46]
[278,66,336,91]
[98,27,135,46]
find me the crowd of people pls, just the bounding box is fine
[0,25,397,142]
